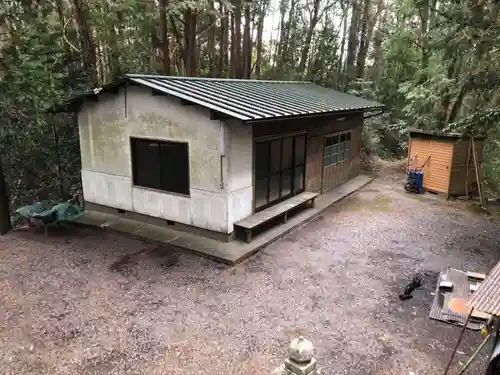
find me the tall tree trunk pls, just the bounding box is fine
[298,0,321,76]
[230,11,238,78]
[356,0,383,77]
[207,1,216,76]
[286,0,298,73]
[438,51,461,125]
[169,13,184,74]
[276,0,289,71]
[234,0,243,78]
[355,0,371,77]
[159,0,170,75]
[242,2,252,78]
[255,3,266,78]
[370,7,386,69]
[55,0,67,42]
[72,0,98,87]
[0,155,10,235]
[149,29,157,72]
[447,84,467,124]
[55,0,77,77]
[183,8,198,76]
[219,4,229,77]
[99,0,120,79]
[309,22,327,81]
[445,18,488,126]
[418,0,430,77]
[98,42,106,82]
[339,0,349,73]
[107,27,120,79]
[345,0,360,84]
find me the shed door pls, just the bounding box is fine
[409,138,452,194]
[322,131,352,193]
[305,135,324,192]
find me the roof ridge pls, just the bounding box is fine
[125,73,311,84]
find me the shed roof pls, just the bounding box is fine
[468,261,500,316]
[409,128,486,140]
[51,74,385,122]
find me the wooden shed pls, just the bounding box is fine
[408,129,485,198]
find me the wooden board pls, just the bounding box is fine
[321,127,360,193]
[235,191,319,229]
[467,271,487,281]
[322,159,350,193]
[305,136,324,193]
[471,309,491,321]
[448,139,484,196]
[409,138,453,193]
[349,127,362,179]
[429,268,483,330]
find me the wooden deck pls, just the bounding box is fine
[234,191,318,242]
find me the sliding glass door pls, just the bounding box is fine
[254,134,306,211]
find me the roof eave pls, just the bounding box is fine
[45,78,128,113]
[46,93,93,113]
[409,128,487,140]
[242,105,385,124]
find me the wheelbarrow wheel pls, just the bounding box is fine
[404,182,413,192]
[24,217,36,228]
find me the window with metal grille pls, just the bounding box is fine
[131,138,190,195]
[324,131,351,167]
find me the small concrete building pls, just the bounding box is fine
[57,74,384,243]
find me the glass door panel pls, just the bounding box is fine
[254,134,307,211]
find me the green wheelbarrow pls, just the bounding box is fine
[12,199,84,235]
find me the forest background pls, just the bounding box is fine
[1,0,499,212]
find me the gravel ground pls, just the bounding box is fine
[1,176,500,375]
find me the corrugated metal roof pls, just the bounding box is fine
[409,128,486,140]
[468,261,500,316]
[123,74,384,121]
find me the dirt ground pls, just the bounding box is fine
[1,174,499,375]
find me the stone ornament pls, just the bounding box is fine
[271,336,318,375]
[288,336,315,363]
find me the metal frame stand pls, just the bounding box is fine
[443,314,499,375]
[443,309,474,375]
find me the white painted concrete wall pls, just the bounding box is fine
[78,85,251,234]
[226,120,254,227]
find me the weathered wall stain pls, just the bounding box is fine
[78,86,241,233]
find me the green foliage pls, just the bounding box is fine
[444,108,500,137]
[0,3,81,207]
[367,0,500,195]
[2,0,500,209]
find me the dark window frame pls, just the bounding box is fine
[323,131,352,167]
[254,134,307,212]
[130,137,190,196]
